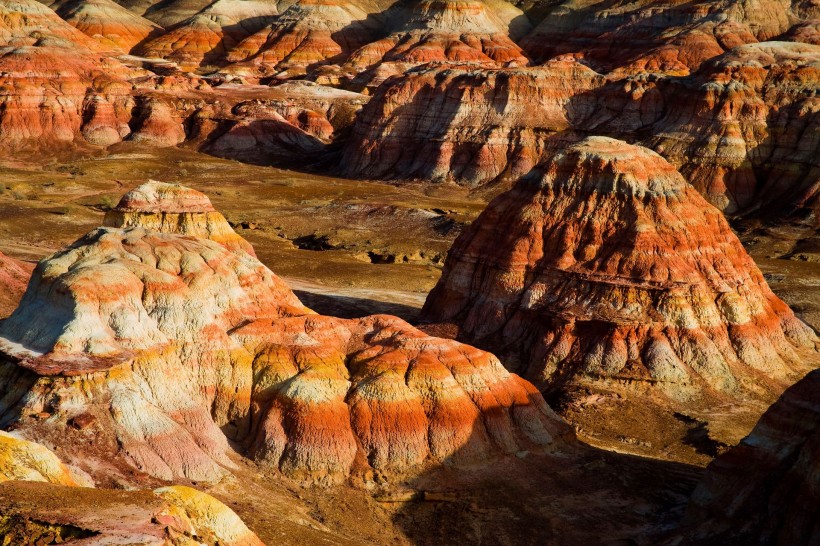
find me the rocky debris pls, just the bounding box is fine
[342,61,602,186]
[421,137,817,407]
[681,368,820,544]
[0,481,265,545]
[103,180,258,256]
[520,0,813,76]
[43,0,162,53]
[0,182,570,485]
[0,251,32,317]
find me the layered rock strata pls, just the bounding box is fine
[342,0,531,90]
[421,138,817,404]
[520,0,813,76]
[343,41,819,216]
[682,369,820,544]
[223,0,378,80]
[0,182,569,485]
[103,180,258,256]
[135,0,280,68]
[44,0,162,52]
[342,61,603,185]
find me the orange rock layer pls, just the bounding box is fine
[421,138,816,402]
[0,182,569,485]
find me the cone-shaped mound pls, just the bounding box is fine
[681,368,820,544]
[103,180,257,256]
[422,137,817,402]
[0,182,569,485]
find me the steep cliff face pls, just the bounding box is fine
[682,369,820,545]
[520,0,810,76]
[0,252,32,318]
[421,137,816,406]
[0,182,570,485]
[341,60,603,185]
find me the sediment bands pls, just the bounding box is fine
[0,182,569,484]
[422,137,816,401]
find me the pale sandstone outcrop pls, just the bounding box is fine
[422,138,817,403]
[0,182,569,485]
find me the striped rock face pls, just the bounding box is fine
[46,0,162,53]
[343,0,530,90]
[520,0,811,75]
[0,481,265,545]
[682,369,820,544]
[104,181,258,256]
[135,0,280,68]
[0,183,569,484]
[422,137,817,402]
[224,0,377,80]
[342,62,603,185]
[0,251,31,317]
[0,0,137,150]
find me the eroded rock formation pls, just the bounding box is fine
[342,41,819,217]
[0,182,569,485]
[0,251,31,317]
[342,0,531,90]
[421,137,816,405]
[681,369,820,544]
[223,0,378,81]
[43,0,162,52]
[342,60,602,185]
[520,0,814,76]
